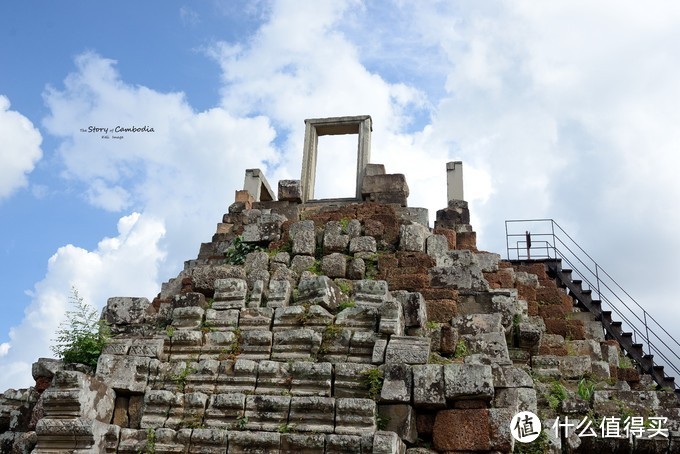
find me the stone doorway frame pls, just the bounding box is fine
[300,115,372,202]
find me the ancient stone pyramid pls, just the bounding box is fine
[2,116,679,453]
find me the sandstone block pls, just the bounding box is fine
[289,396,335,432]
[322,253,347,278]
[297,275,343,312]
[267,279,292,308]
[213,278,247,309]
[291,361,332,397]
[399,224,430,252]
[278,179,302,202]
[292,229,316,256]
[205,393,245,429]
[373,429,408,453]
[228,430,281,453]
[102,297,151,333]
[413,365,446,409]
[350,236,377,254]
[348,258,366,279]
[385,336,430,365]
[335,398,376,434]
[379,300,404,336]
[426,234,449,260]
[354,279,390,308]
[380,364,412,404]
[444,364,494,402]
[245,395,291,431]
[272,328,322,361]
[96,355,152,394]
[281,433,325,453]
[326,434,362,454]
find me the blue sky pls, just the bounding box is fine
[2,0,680,390]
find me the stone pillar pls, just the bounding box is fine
[244,169,276,202]
[446,161,464,202]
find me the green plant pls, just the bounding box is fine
[277,423,295,433]
[577,376,596,401]
[428,352,453,365]
[426,320,441,330]
[171,364,196,392]
[339,218,351,233]
[454,339,468,358]
[337,300,356,312]
[376,414,390,430]
[307,260,322,275]
[236,415,248,430]
[51,287,110,367]
[364,259,378,280]
[319,324,342,354]
[619,354,634,369]
[228,328,243,356]
[295,304,313,325]
[361,368,384,400]
[206,298,214,308]
[200,320,215,333]
[166,325,176,338]
[512,314,521,346]
[225,236,263,265]
[145,428,156,454]
[545,380,568,411]
[512,429,549,454]
[336,280,352,295]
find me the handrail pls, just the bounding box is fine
[505,219,680,388]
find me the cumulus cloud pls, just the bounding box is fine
[0,213,165,391]
[0,95,43,200]
[7,0,680,390]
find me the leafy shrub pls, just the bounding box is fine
[225,236,263,265]
[51,287,109,367]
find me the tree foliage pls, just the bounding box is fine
[51,287,109,367]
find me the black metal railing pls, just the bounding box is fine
[505,219,680,387]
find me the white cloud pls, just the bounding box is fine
[0,95,43,200]
[0,213,165,391]
[7,0,680,389]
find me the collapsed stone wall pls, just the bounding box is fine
[2,178,679,453]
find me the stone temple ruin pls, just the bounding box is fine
[2,115,680,453]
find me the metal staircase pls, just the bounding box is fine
[505,219,680,397]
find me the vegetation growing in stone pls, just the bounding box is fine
[306,260,322,275]
[171,363,196,392]
[361,368,384,400]
[512,429,549,454]
[376,413,390,430]
[145,428,156,454]
[425,320,441,331]
[428,352,453,365]
[166,325,176,338]
[577,376,596,402]
[236,415,248,430]
[295,303,313,325]
[364,258,378,279]
[335,280,352,295]
[545,380,569,411]
[337,300,356,312]
[319,324,342,354]
[453,339,468,358]
[277,422,295,433]
[225,236,263,265]
[50,287,110,368]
